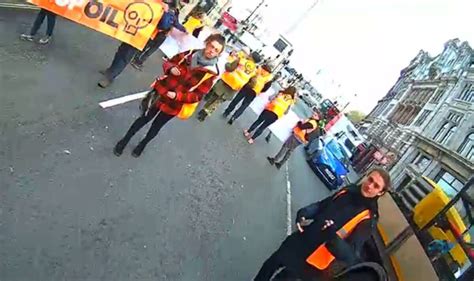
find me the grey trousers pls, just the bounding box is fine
[273,135,302,165]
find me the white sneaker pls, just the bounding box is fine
[39,36,51,44]
[20,34,34,41]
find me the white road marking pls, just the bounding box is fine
[285,163,292,235]
[99,91,149,109]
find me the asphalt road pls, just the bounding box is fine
[0,9,331,281]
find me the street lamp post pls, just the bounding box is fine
[285,0,319,35]
[243,0,266,29]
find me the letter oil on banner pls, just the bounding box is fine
[28,0,164,50]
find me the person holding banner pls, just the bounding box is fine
[113,34,226,157]
[243,86,296,144]
[131,3,187,70]
[99,1,185,87]
[20,8,57,44]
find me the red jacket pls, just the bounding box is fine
[153,50,219,116]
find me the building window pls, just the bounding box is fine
[436,170,464,198]
[447,111,463,123]
[440,126,457,145]
[414,109,432,126]
[415,155,431,172]
[457,83,474,103]
[434,122,450,141]
[382,104,395,117]
[430,89,444,103]
[457,133,474,161]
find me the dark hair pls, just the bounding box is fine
[261,64,272,73]
[251,51,262,63]
[367,167,392,193]
[204,33,226,53]
[282,86,297,98]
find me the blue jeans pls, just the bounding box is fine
[30,9,56,36]
[106,43,139,80]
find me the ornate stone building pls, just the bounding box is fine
[364,39,473,208]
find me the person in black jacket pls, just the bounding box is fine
[253,167,391,281]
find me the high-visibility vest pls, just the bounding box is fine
[265,94,294,118]
[177,72,215,120]
[183,16,203,33]
[293,119,318,144]
[221,57,257,91]
[305,189,372,270]
[252,68,273,94]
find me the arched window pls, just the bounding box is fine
[457,133,474,161]
[441,126,457,145]
[434,122,450,141]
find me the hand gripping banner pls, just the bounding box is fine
[28,0,164,50]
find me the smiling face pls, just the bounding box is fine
[360,171,387,198]
[203,40,224,59]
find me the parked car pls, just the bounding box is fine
[306,139,349,190]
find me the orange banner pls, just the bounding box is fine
[28,0,164,50]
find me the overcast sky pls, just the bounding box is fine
[230,0,474,113]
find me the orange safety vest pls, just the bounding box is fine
[293,119,318,144]
[221,57,257,91]
[252,68,274,94]
[177,72,215,119]
[265,94,294,118]
[305,189,372,270]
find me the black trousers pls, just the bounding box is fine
[248,110,278,139]
[224,86,256,120]
[30,9,56,36]
[255,245,322,280]
[106,42,139,80]
[133,31,168,65]
[120,106,174,148]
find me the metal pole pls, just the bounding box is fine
[285,0,319,35]
[244,0,265,24]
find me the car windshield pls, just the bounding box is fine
[326,140,346,161]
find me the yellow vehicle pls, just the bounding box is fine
[412,177,471,268]
[374,176,473,281]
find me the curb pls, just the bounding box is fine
[0,3,39,10]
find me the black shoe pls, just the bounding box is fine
[267,157,275,165]
[132,143,146,157]
[275,162,282,170]
[113,140,127,156]
[197,110,207,122]
[222,111,229,118]
[227,118,234,125]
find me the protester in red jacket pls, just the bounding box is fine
[113,34,226,157]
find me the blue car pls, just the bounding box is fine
[307,139,349,190]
